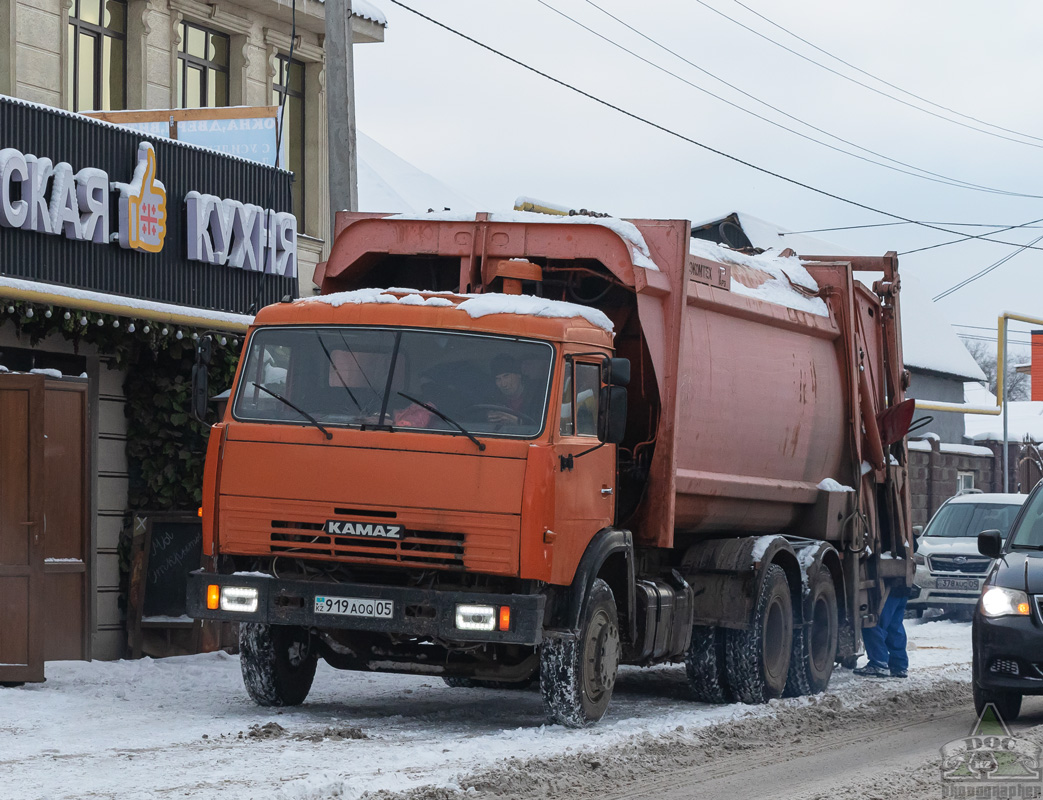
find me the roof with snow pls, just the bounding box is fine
[357,132,480,215]
[693,212,985,382]
[963,383,1043,442]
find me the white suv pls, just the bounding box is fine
[909,492,1027,617]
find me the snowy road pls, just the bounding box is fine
[3,620,978,799]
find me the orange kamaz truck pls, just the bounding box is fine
[187,210,915,727]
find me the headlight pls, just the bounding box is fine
[455,604,496,631]
[980,586,1031,618]
[913,553,925,566]
[220,586,259,613]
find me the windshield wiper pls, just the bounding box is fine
[251,382,333,440]
[397,392,486,452]
[1010,542,1043,550]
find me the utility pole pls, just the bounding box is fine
[325,0,358,229]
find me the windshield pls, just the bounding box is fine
[924,501,1023,539]
[1009,490,1043,548]
[233,327,554,438]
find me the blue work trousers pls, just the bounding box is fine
[863,592,909,673]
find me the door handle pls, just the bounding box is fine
[601,488,613,496]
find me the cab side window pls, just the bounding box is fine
[574,362,600,437]
[560,361,574,436]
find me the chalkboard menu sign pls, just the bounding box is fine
[143,519,202,618]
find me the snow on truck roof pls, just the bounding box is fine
[298,288,616,333]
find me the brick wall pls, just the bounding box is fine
[908,439,1022,526]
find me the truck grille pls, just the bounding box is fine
[270,520,465,570]
[929,555,992,574]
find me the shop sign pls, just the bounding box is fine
[0,140,295,276]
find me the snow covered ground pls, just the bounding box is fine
[2,619,971,800]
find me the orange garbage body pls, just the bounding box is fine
[205,212,907,587]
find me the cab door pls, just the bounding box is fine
[551,357,616,585]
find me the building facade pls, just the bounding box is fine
[1,0,385,291]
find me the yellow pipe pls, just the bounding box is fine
[0,281,251,333]
[915,310,1043,416]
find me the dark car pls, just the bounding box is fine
[971,482,1043,721]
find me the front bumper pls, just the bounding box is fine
[187,571,546,646]
[909,564,986,608]
[973,605,1043,694]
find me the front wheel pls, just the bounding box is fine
[726,564,793,704]
[973,681,1023,722]
[240,623,318,707]
[541,578,620,727]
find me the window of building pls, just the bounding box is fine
[958,471,976,494]
[177,21,230,108]
[272,55,306,226]
[67,0,127,112]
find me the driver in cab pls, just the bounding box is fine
[487,355,539,425]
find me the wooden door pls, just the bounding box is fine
[0,375,45,683]
[41,380,89,661]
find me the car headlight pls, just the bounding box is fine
[980,586,1031,618]
[913,553,925,566]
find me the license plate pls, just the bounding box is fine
[314,596,394,618]
[936,578,979,591]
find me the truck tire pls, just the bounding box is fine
[540,578,620,727]
[685,625,732,703]
[785,572,838,697]
[725,564,793,704]
[239,623,317,707]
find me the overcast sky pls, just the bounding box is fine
[354,0,1043,352]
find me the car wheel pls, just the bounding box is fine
[973,681,1023,722]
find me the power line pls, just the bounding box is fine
[546,1,1043,200]
[788,221,1043,235]
[565,0,1043,199]
[932,232,1043,301]
[901,216,1043,257]
[693,0,1043,151]
[386,0,1043,254]
[726,0,1043,145]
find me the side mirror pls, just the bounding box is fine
[603,357,630,387]
[978,529,1003,559]
[190,336,213,424]
[597,385,627,444]
[912,525,923,538]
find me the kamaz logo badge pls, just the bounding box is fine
[325,520,404,540]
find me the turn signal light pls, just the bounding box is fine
[498,606,510,631]
[197,507,203,517]
[207,584,220,610]
[1019,602,1031,615]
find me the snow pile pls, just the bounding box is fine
[817,478,854,492]
[301,289,614,333]
[29,368,64,378]
[387,209,660,272]
[962,381,1043,442]
[689,239,830,317]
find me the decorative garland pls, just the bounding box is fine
[0,299,242,509]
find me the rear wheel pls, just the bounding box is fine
[686,625,732,703]
[541,579,620,727]
[785,572,838,697]
[240,623,317,707]
[726,564,793,704]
